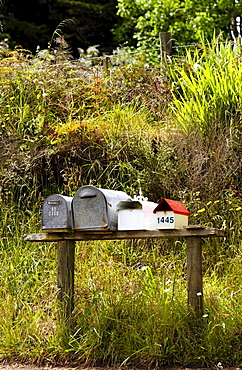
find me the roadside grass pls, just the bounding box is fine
[170,36,242,138]
[0,39,241,366]
[0,197,241,366]
[0,200,58,361]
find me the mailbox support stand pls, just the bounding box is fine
[25,227,224,321]
[57,240,75,320]
[186,236,203,316]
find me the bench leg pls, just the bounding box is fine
[186,236,203,317]
[57,240,75,320]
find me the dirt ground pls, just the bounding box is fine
[0,364,241,370]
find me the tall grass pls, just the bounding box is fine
[2,214,242,367]
[0,197,58,361]
[170,37,242,139]
[0,41,241,366]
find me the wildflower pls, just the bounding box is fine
[231,184,242,198]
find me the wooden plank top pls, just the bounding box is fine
[24,227,224,242]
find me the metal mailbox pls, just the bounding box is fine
[117,196,157,231]
[72,185,130,231]
[42,194,73,232]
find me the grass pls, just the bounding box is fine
[170,36,242,139]
[1,221,242,366]
[0,38,241,366]
[0,201,58,361]
[0,191,241,366]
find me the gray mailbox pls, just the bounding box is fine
[42,194,73,232]
[72,185,130,231]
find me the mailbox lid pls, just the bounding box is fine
[117,197,157,212]
[153,198,190,216]
[42,194,73,231]
[73,185,130,231]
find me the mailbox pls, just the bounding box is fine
[153,198,190,229]
[42,194,73,232]
[117,196,157,231]
[72,185,130,231]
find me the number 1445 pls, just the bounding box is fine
[157,216,174,224]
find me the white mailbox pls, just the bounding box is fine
[117,196,157,231]
[153,198,190,229]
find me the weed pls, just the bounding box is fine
[0,38,241,366]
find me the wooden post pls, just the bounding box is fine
[159,32,172,64]
[186,237,203,316]
[103,53,110,75]
[57,240,75,320]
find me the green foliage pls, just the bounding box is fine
[170,37,242,137]
[0,197,58,361]
[0,40,241,366]
[116,0,242,62]
[166,36,241,203]
[1,207,242,366]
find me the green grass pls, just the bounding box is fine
[1,215,242,366]
[170,36,242,139]
[0,39,241,366]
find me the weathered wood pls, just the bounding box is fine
[24,227,224,242]
[184,225,206,229]
[103,53,110,75]
[186,237,203,316]
[24,233,62,241]
[24,226,225,319]
[159,32,172,63]
[57,240,75,319]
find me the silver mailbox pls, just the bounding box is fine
[72,185,130,231]
[42,194,73,232]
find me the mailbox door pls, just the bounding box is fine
[118,209,144,230]
[73,186,108,230]
[42,195,73,231]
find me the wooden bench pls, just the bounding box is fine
[25,226,224,321]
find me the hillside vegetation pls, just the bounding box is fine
[0,38,241,367]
